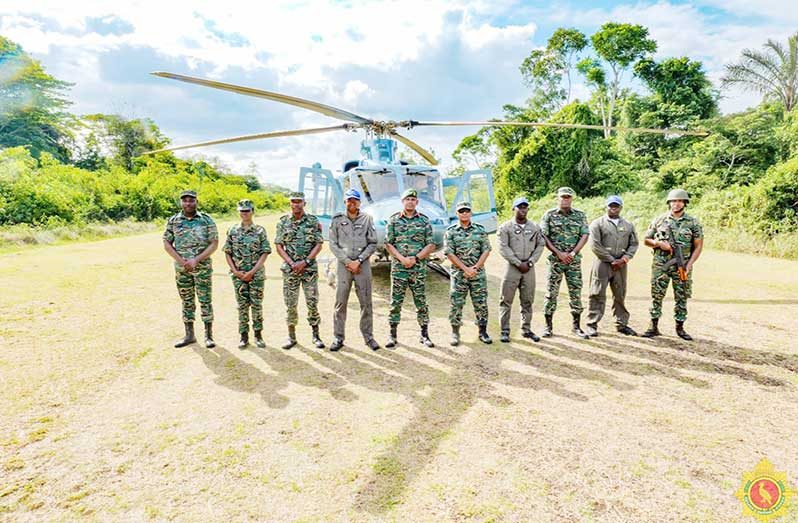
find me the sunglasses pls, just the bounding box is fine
[457,208,472,214]
[239,209,252,213]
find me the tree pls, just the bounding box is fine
[548,28,588,103]
[0,35,74,161]
[586,23,657,137]
[452,128,496,171]
[721,32,798,113]
[520,28,587,114]
[82,114,169,172]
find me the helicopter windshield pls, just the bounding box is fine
[402,171,443,207]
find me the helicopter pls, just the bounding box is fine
[145,71,708,270]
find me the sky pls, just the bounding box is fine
[1,0,795,188]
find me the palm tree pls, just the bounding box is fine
[722,32,798,112]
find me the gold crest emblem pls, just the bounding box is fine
[735,458,794,521]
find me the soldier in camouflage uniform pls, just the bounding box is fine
[224,199,271,349]
[275,192,325,350]
[163,190,219,348]
[328,188,380,352]
[642,189,704,341]
[444,201,493,346]
[540,187,590,339]
[384,188,436,348]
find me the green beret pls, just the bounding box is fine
[401,188,418,199]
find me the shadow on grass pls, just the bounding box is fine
[193,262,794,516]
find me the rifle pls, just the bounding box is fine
[663,228,688,282]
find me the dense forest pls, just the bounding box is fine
[450,25,798,257]
[1,26,797,256]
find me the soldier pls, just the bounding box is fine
[328,189,380,352]
[642,189,704,341]
[163,190,219,348]
[384,188,436,348]
[223,199,271,349]
[445,202,493,346]
[585,195,639,337]
[497,196,546,343]
[274,192,325,350]
[540,187,590,339]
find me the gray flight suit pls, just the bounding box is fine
[497,219,546,334]
[329,211,378,342]
[586,215,639,327]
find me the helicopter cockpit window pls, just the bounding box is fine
[354,171,399,202]
[402,171,443,207]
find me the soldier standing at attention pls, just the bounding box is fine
[384,188,436,348]
[328,189,380,352]
[223,199,271,349]
[642,189,704,341]
[445,201,493,346]
[275,192,325,350]
[163,190,219,348]
[540,187,590,339]
[497,196,546,343]
[585,195,639,337]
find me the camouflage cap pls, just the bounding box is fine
[455,201,472,212]
[289,191,305,201]
[401,188,418,199]
[237,199,254,211]
[557,187,575,197]
[179,190,197,199]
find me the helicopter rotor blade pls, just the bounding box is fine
[151,71,373,125]
[411,120,709,136]
[390,131,438,165]
[141,124,353,155]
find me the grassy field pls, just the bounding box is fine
[1,213,797,522]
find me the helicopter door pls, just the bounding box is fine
[448,170,498,233]
[298,165,343,239]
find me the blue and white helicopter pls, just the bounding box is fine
[147,72,706,267]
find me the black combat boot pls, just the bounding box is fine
[282,326,297,350]
[365,338,381,351]
[500,331,510,343]
[450,326,460,346]
[330,337,344,352]
[254,330,266,348]
[311,325,325,349]
[572,314,589,340]
[641,318,660,338]
[385,323,398,348]
[478,323,492,344]
[204,322,216,348]
[238,332,249,349]
[675,321,693,341]
[585,322,598,337]
[419,325,435,348]
[174,322,196,348]
[541,315,554,338]
[616,325,638,336]
[521,329,541,342]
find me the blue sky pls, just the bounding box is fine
[1,0,795,187]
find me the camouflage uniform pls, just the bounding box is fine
[644,212,703,321]
[444,221,491,326]
[224,223,272,334]
[275,212,324,327]
[386,210,434,326]
[163,211,218,323]
[540,207,589,315]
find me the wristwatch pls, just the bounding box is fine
[305,258,312,264]
[357,256,364,263]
